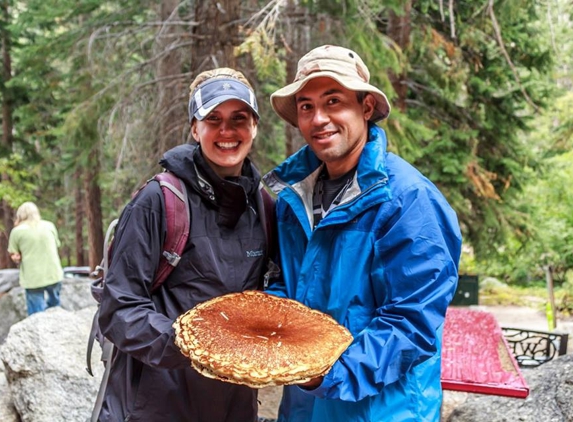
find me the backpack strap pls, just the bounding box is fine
[257,184,280,289]
[90,340,114,422]
[86,219,119,377]
[151,171,190,291]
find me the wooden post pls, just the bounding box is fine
[545,265,557,330]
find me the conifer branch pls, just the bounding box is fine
[449,0,456,39]
[487,0,539,112]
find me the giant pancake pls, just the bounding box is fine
[173,290,353,388]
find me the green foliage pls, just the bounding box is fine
[235,27,286,81]
[557,276,573,317]
[475,89,573,286]
[1,0,571,273]
[515,151,573,279]
[0,154,37,224]
[286,1,558,263]
[299,0,349,15]
[479,280,547,308]
[403,1,556,260]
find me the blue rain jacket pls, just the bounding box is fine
[263,125,462,422]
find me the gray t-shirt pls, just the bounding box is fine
[313,166,357,228]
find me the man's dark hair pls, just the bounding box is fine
[356,91,367,103]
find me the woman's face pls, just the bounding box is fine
[192,99,258,178]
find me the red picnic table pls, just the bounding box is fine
[441,307,530,398]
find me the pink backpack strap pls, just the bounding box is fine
[151,171,190,291]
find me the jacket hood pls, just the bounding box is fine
[159,143,199,187]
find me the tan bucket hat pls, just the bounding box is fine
[271,45,391,127]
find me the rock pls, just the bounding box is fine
[0,269,20,294]
[0,307,103,422]
[0,278,96,344]
[60,277,97,311]
[446,353,573,421]
[442,390,469,420]
[0,363,19,422]
[0,287,28,345]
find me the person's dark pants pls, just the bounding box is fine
[25,281,62,315]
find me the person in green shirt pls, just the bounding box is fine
[7,202,64,315]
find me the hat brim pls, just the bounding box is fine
[270,71,391,127]
[193,95,260,122]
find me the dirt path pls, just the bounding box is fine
[479,304,549,331]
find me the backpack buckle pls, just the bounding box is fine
[91,265,104,278]
[162,251,182,267]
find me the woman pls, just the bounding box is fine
[97,68,270,422]
[7,201,64,315]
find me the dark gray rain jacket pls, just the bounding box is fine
[97,144,268,422]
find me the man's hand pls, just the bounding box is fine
[298,376,323,390]
[10,253,21,265]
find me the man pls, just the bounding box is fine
[8,202,63,315]
[263,45,462,421]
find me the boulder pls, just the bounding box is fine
[0,269,20,294]
[60,277,97,310]
[0,287,28,346]
[0,306,103,422]
[446,353,573,421]
[0,363,19,422]
[0,278,96,344]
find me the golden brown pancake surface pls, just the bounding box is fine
[173,290,353,388]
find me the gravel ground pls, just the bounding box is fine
[258,386,282,420]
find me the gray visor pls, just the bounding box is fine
[189,78,259,122]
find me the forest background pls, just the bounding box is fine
[0,0,572,309]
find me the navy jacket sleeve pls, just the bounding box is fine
[98,182,190,369]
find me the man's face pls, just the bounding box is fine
[295,77,375,179]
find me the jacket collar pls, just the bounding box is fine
[160,143,261,228]
[263,125,391,232]
[264,124,389,195]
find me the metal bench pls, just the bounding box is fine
[501,327,569,368]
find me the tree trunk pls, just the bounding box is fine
[0,201,13,269]
[74,169,86,266]
[191,0,241,74]
[155,0,186,156]
[545,265,557,330]
[283,0,309,158]
[387,1,412,113]
[83,148,104,271]
[0,0,14,268]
